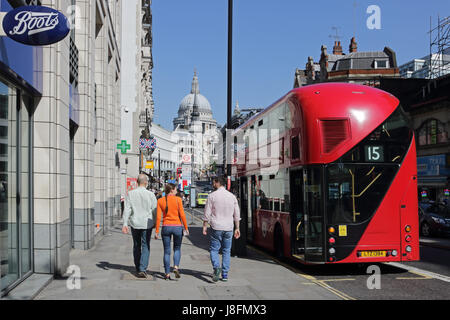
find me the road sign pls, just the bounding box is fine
[139,138,156,151]
[182,154,191,163]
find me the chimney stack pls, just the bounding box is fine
[349,37,357,53]
[333,41,343,55]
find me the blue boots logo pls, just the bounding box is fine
[3,5,70,46]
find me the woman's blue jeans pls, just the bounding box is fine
[161,226,183,275]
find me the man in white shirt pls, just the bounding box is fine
[202,176,241,282]
[122,174,157,278]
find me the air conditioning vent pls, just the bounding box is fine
[320,119,350,154]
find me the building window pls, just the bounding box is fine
[417,119,448,146]
[374,60,389,69]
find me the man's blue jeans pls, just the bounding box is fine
[131,227,152,272]
[209,229,233,278]
[161,226,183,275]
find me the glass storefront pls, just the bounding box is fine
[0,80,18,290]
[0,79,33,294]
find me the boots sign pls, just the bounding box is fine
[2,5,70,46]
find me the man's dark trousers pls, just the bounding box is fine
[131,227,153,272]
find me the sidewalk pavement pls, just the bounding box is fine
[35,211,340,300]
[420,236,450,250]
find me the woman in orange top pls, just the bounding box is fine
[155,183,189,280]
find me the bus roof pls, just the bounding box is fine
[233,82,400,164]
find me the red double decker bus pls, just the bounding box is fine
[232,83,419,264]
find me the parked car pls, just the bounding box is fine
[419,201,450,237]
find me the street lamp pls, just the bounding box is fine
[158,149,161,190]
[226,0,233,182]
[227,0,247,257]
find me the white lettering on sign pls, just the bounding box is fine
[9,11,59,36]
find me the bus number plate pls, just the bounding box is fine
[360,251,386,258]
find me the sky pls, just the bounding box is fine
[151,0,450,131]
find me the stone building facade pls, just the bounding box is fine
[173,72,219,180]
[120,0,154,183]
[0,0,122,297]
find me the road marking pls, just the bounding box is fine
[313,280,356,301]
[187,209,204,223]
[386,262,450,283]
[247,245,356,300]
[396,269,433,280]
[320,278,356,282]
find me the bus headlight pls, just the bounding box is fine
[405,246,412,253]
[391,250,398,257]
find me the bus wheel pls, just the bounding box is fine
[274,226,284,259]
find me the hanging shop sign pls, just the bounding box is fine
[3,5,70,46]
[139,137,156,151]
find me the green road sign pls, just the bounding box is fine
[117,140,131,154]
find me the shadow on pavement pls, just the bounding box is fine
[140,269,214,283]
[173,268,215,283]
[185,226,211,251]
[96,261,136,275]
[186,226,279,266]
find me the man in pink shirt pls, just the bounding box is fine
[202,176,241,282]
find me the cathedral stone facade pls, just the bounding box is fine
[173,72,219,179]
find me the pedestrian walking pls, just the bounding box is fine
[122,174,157,278]
[202,176,241,282]
[155,183,189,280]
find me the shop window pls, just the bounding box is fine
[417,119,448,146]
[0,80,33,294]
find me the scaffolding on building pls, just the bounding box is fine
[428,15,450,79]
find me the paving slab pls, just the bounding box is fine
[35,212,341,300]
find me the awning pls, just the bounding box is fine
[418,176,448,187]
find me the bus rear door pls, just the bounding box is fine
[290,168,305,261]
[304,167,325,263]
